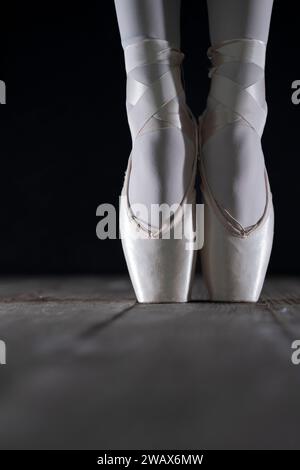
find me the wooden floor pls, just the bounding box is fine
[0,276,299,450]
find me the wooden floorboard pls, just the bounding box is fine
[0,276,299,449]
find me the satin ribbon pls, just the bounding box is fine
[203,38,268,145]
[124,39,189,142]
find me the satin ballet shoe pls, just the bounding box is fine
[119,39,198,303]
[120,153,198,303]
[199,39,274,302]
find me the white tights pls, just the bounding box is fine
[114,0,274,227]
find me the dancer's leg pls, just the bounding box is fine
[115,1,195,228]
[115,0,180,48]
[208,0,273,44]
[204,0,274,227]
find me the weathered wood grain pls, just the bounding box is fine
[0,276,299,449]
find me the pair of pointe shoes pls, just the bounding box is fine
[120,38,274,303]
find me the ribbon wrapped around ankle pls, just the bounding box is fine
[124,39,190,142]
[203,38,268,143]
[124,39,184,74]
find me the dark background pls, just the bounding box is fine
[0,1,299,275]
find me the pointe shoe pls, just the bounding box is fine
[199,39,274,302]
[119,40,198,303]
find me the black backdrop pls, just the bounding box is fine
[0,1,299,275]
